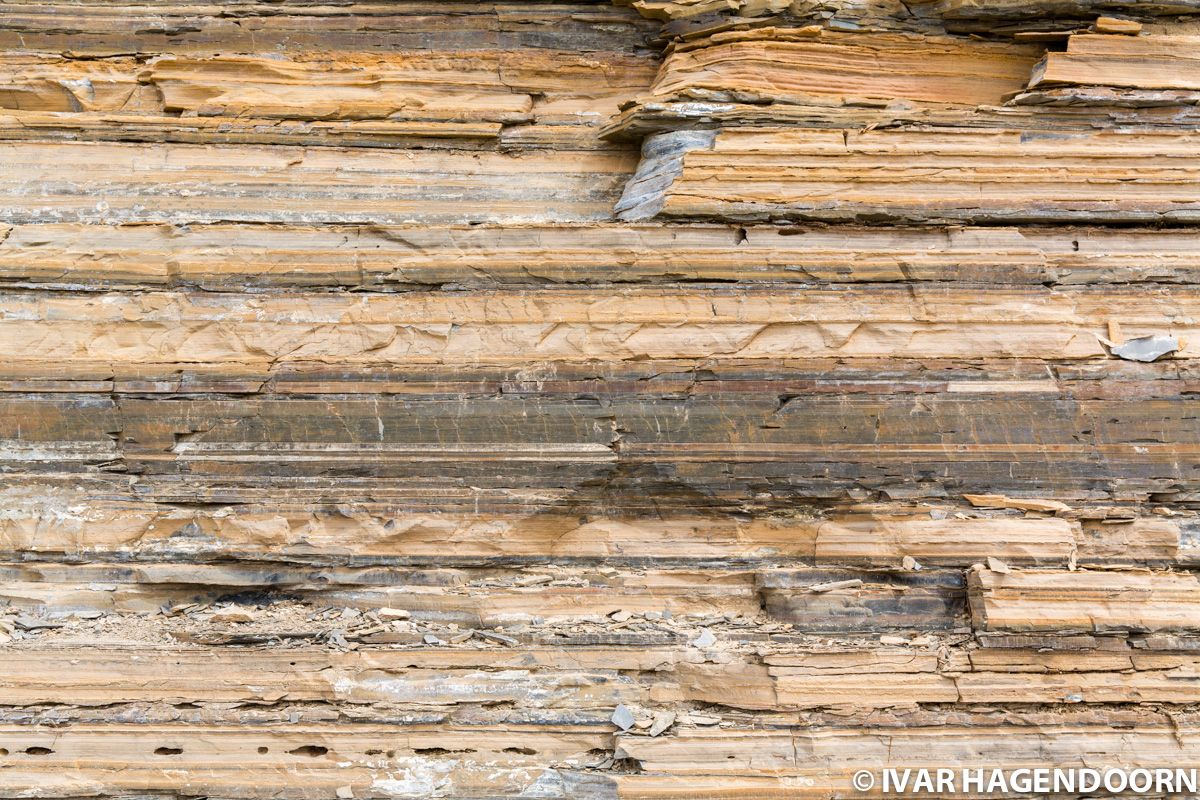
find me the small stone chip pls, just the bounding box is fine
[987,556,1012,575]
[901,555,922,571]
[336,786,355,799]
[691,628,716,649]
[649,712,676,737]
[209,608,255,624]
[611,704,636,731]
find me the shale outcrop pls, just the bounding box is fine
[1,1,1199,798]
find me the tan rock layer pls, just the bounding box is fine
[1031,33,1200,92]
[611,22,1200,138]
[619,127,1200,224]
[649,28,1040,108]
[6,641,1200,709]
[0,498,1096,566]
[0,50,655,130]
[9,224,1200,288]
[0,723,610,799]
[617,722,1200,796]
[6,718,1198,798]
[680,646,1200,708]
[970,569,1200,632]
[0,141,639,225]
[1,285,1196,369]
[2,498,1173,568]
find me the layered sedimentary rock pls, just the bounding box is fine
[643,29,1041,107]
[1030,33,1200,91]
[617,127,1200,223]
[2,1,1199,798]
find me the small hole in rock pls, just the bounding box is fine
[288,745,329,757]
[154,747,183,756]
[24,747,53,755]
[503,747,537,755]
[258,746,269,754]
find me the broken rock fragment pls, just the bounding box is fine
[1109,334,1179,363]
[377,607,410,621]
[964,494,1070,513]
[648,712,676,737]
[611,704,636,731]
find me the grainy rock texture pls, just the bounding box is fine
[2,1,1200,798]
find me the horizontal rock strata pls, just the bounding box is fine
[2,1,1200,798]
[617,127,1200,223]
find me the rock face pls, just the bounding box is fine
[1,1,1200,798]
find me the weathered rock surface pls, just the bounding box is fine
[2,1,1200,797]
